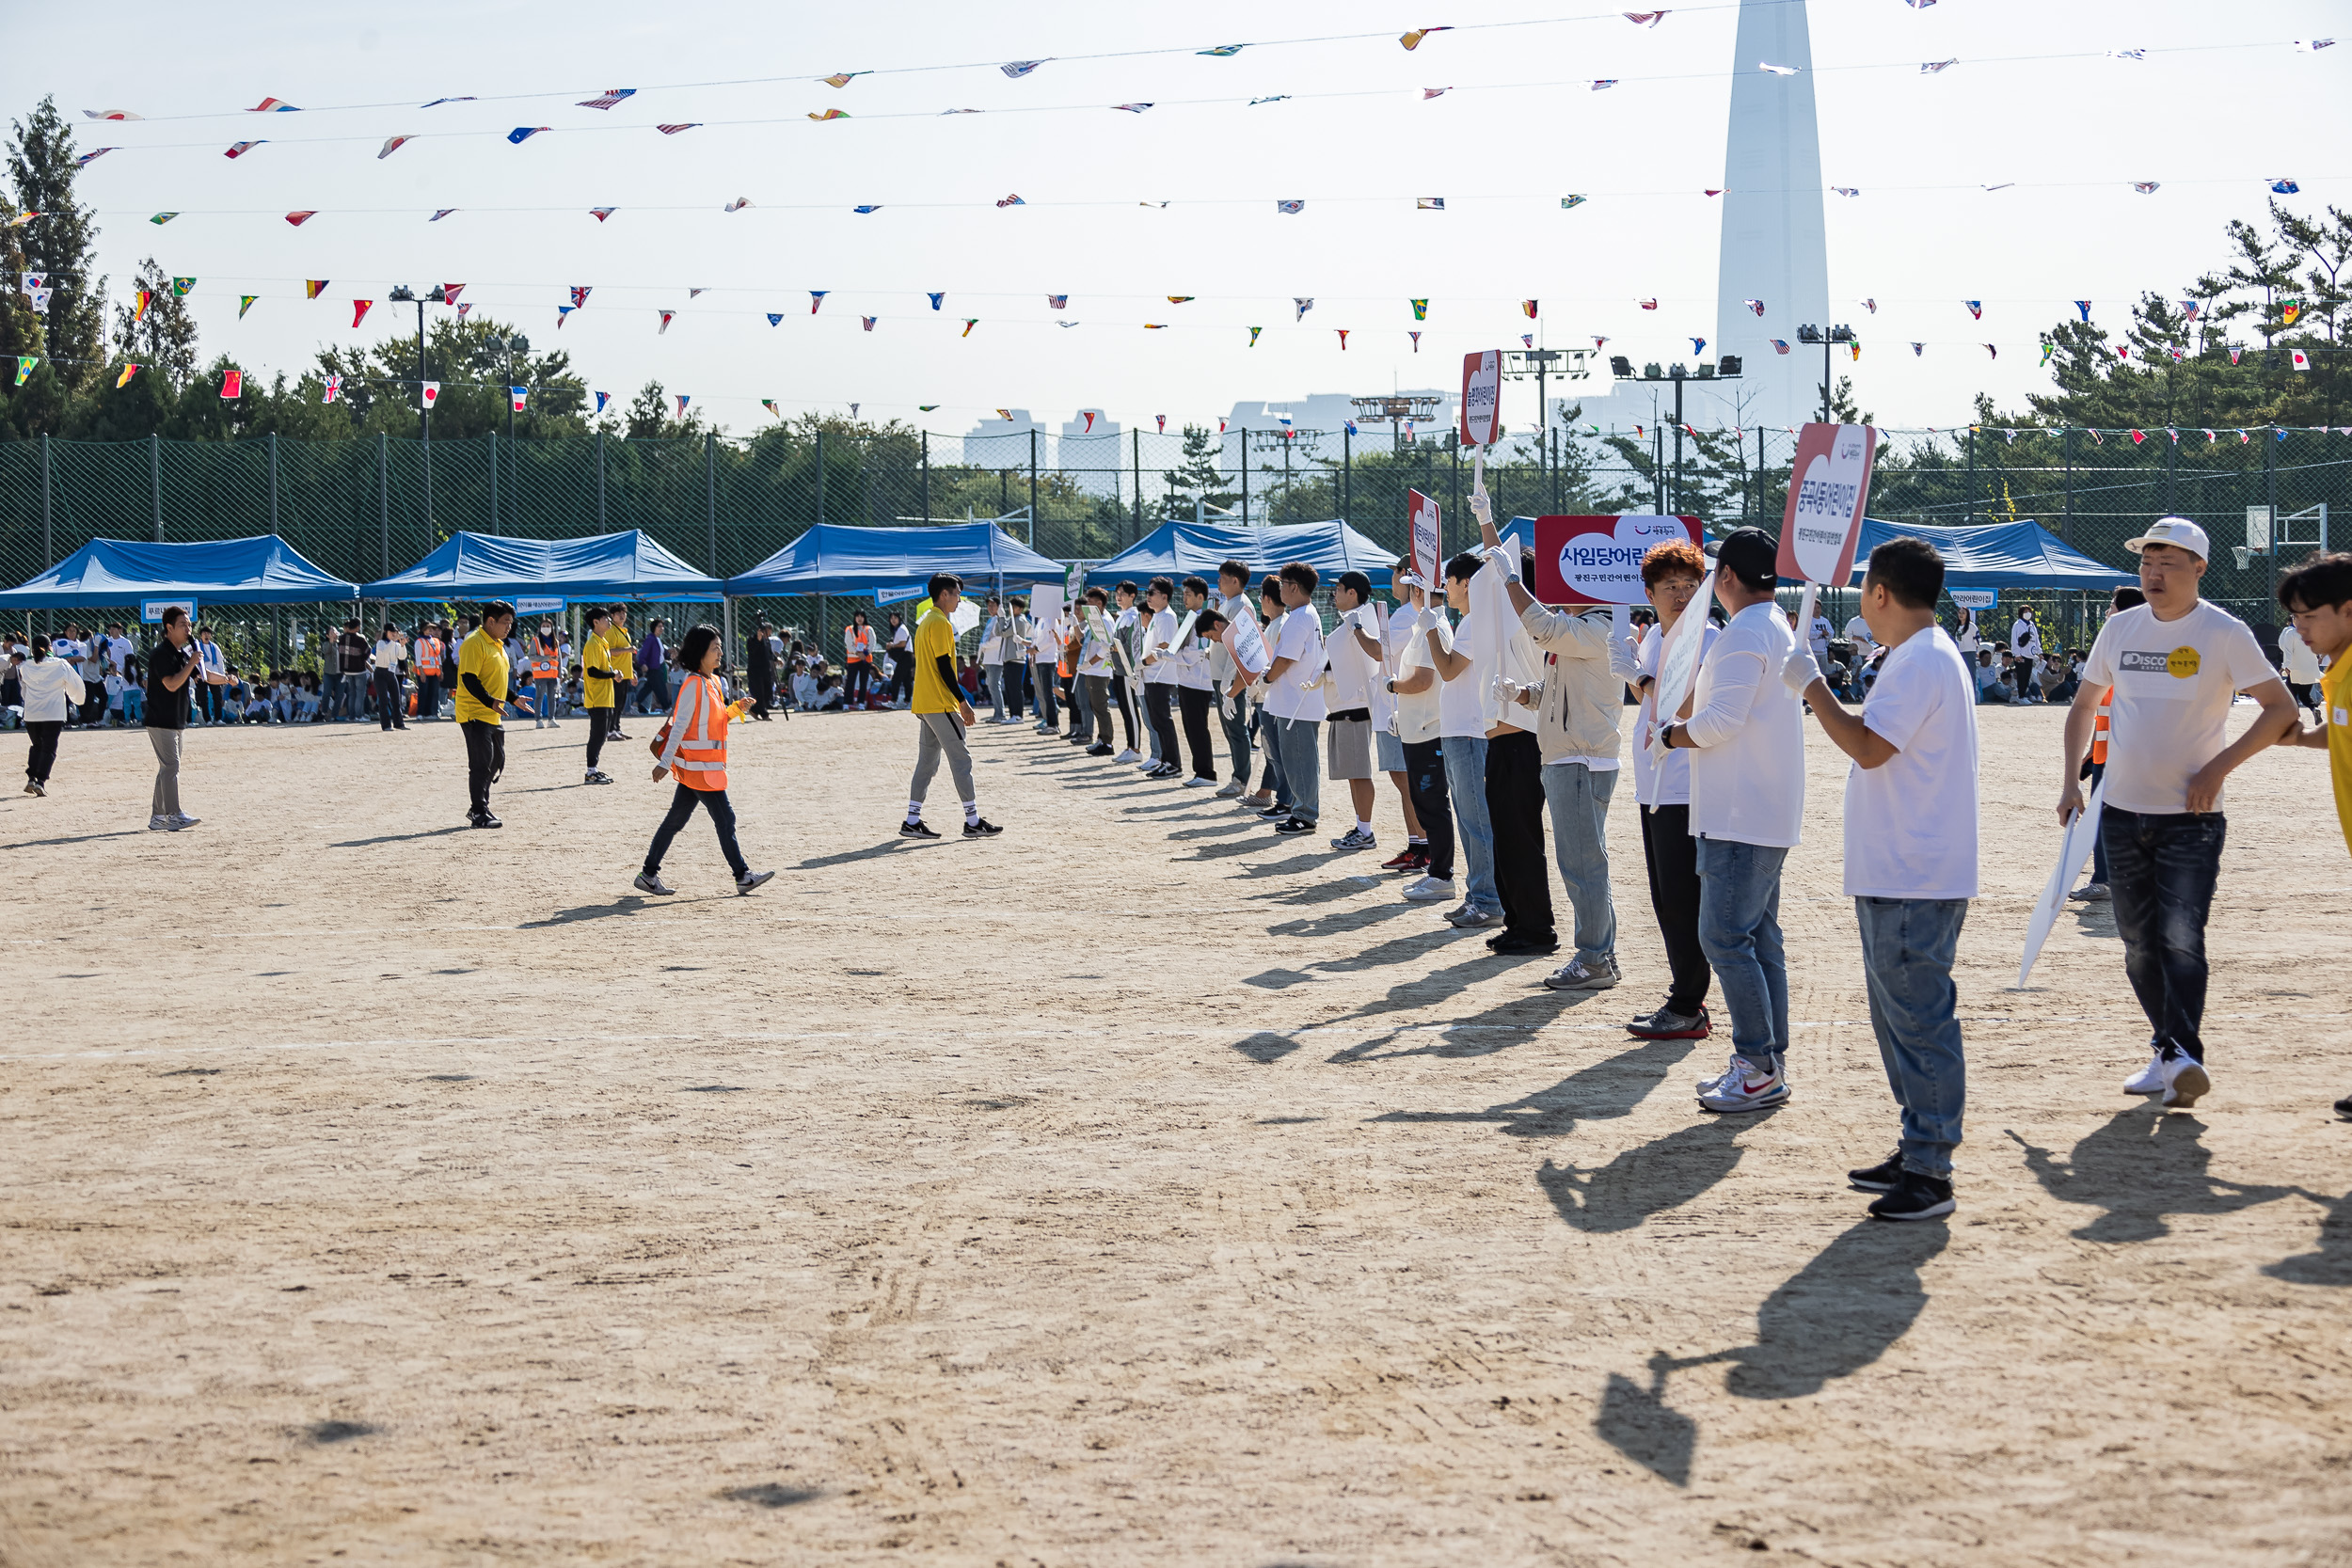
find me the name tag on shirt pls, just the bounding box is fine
[2114,645,2203,699]
[2335,706,2348,727]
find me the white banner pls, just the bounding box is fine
[514,595,564,615]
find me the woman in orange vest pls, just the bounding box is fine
[529,622,564,729]
[843,610,880,710]
[413,623,447,721]
[636,625,774,896]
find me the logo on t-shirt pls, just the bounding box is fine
[2118,647,2201,680]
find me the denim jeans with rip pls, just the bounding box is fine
[1855,895,1968,1178]
[2102,805,2225,1063]
[1695,835,1790,1066]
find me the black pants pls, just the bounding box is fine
[462,720,504,817]
[24,720,61,784]
[1484,730,1554,942]
[847,661,874,705]
[1177,687,1216,780]
[372,668,405,729]
[749,669,773,719]
[1403,738,1454,880]
[1145,683,1180,767]
[1110,672,1136,749]
[886,651,914,703]
[586,705,614,770]
[417,675,441,720]
[644,783,747,879]
[1641,802,1710,1016]
[612,680,635,721]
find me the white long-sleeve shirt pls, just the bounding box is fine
[1683,599,1804,847]
[18,657,87,723]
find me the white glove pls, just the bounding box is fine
[1781,647,1823,696]
[1607,634,1643,684]
[1469,488,1493,528]
[1419,605,1445,631]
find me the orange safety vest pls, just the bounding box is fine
[845,626,877,664]
[2090,686,2112,767]
[417,637,444,676]
[532,643,559,681]
[666,673,730,792]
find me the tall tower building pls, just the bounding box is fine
[1714,0,1830,431]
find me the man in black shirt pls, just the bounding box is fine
[144,606,203,832]
[747,619,775,721]
[336,618,370,721]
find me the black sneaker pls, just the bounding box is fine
[1867,1169,1956,1222]
[1257,804,1292,819]
[1847,1151,1904,1193]
[1489,935,1559,957]
[735,870,776,895]
[1087,743,1114,756]
[962,817,1004,838]
[1627,1004,1711,1041]
[469,811,502,830]
[898,818,940,839]
[1272,816,1314,834]
[2336,1090,2352,1122]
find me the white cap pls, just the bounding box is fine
[2124,515,2209,561]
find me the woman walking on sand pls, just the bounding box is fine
[634,625,775,896]
[19,636,85,798]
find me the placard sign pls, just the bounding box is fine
[1532,515,1703,606]
[1776,421,1879,586]
[1459,350,1502,447]
[515,595,564,615]
[1407,488,1441,586]
[1949,589,1997,610]
[140,597,196,625]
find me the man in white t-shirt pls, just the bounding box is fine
[1106,582,1144,763]
[1844,613,1874,656]
[1785,536,1979,1222]
[1659,528,1804,1112]
[1210,561,1258,794]
[1136,577,1184,777]
[1172,576,1221,785]
[1025,602,1059,733]
[1381,571,1456,904]
[1349,562,1434,869]
[1625,539,1718,1042]
[1424,546,1546,942]
[1807,610,1833,663]
[1261,562,1329,835]
[1073,588,1118,756]
[2057,516,2297,1110]
[1321,571,1384,849]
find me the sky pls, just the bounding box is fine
[8,0,2347,438]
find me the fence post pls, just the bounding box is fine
[151,433,163,541]
[1027,427,1039,547]
[706,430,718,573]
[921,429,931,522]
[1963,425,1977,523]
[1342,424,1351,522]
[596,430,607,530]
[2060,426,2074,543]
[1238,427,1248,523]
[269,432,279,536]
[2265,426,2279,610]
[378,432,389,576]
[488,430,498,535]
[1132,428,1141,542]
[40,432,51,566]
[816,428,826,525]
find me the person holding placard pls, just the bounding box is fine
[1107,582,1143,763]
[1070,588,1118,756]
[2057,518,2297,1110]
[1419,552,1505,929]
[1136,577,1184,779]
[1475,499,1645,990]
[1322,571,1384,849]
[1382,575,1457,904]
[1174,577,1221,786]
[1248,576,1293,816]
[1658,528,1805,1112]
[1261,563,1329,836]
[1626,540,1717,1041]
[1350,562,1430,870]
[1783,536,1979,1221]
[1210,561,1257,795]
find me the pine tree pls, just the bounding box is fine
[0,185,66,438]
[1160,422,1235,511]
[112,257,200,387]
[6,96,105,392]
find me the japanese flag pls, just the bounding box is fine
[421,381,440,408]
[2292,349,2312,372]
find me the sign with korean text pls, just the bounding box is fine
[1532,515,1703,606]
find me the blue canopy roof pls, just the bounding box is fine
[1841,519,2136,590]
[1091,519,1395,586]
[0,534,358,608]
[359,530,725,601]
[725,522,1064,596]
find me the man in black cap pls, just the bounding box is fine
[1658,526,1806,1114]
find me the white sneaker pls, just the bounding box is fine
[633,872,675,895]
[171,814,199,830]
[1183,775,1219,788]
[2068,881,2111,903]
[1697,1054,1790,1114]
[1113,749,1141,764]
[1214,779,1246,799]
[1543,956,1621,992]
[1402,875,1456,903]
[148,814,176,832]
[2159,1051,2211,1109]
[2122,1049,2166,1096]
[1328,826,1377,851]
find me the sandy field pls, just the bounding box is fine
[0,694,2346,1567]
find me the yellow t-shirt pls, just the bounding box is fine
[2325,657,2352,859]
[604,626,636,681]
[582,627,615,707]
[911,609,961,715]
[453,627,510,725]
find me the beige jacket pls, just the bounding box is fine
[1516,602,1633,766]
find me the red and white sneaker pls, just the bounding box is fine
[1697,1053,1790,1114]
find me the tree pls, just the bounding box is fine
[6,96,104,392]
[310,314,590,439]
[620,379,705,440]
[112,257,200,387]
[0,185,66,438]
[1161,422,1236,512]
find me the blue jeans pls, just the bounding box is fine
[1031,659,1057,725]
[1854,896,1968,1179]
[1541,763,1618,964]
[1695,836,1790,1064]
[2102,806,2225,1063]
[985,663,1008,721]
[1440,734,1497,911]
[1271,715,1321,824]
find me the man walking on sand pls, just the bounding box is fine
[2057,517,2296,1111]
[900,574,1005,842]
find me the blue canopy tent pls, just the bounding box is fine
[358,530,726,602]
[1837,519,2136,590]
[724,521,1064,597]
[1089,519,1396,587]
[0,534,358,609]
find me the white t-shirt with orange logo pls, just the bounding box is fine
[2080,601,2273,815]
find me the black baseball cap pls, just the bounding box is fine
[1715,527,1779,590]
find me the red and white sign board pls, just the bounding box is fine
[1776,421,1879,586]
[1460,350,1502,446]
[1407,488,1441,586]
[1532,515,1704,606]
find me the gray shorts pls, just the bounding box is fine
[1326,717,1375,781]
[1375,726,1406,773]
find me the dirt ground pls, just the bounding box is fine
[0,695,2346,1567]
